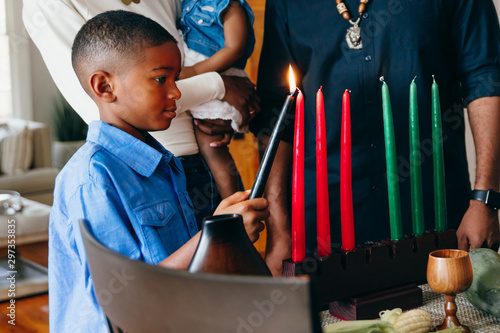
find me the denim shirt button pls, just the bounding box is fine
[158,212,164,219]
[363,13,369,19]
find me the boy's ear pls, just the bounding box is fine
[89,71,116,103]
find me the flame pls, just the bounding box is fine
[289,65,296,94]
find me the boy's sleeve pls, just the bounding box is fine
[69,183,142,262]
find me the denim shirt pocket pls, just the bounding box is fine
[134,200,181,262]
[190,11,216,28]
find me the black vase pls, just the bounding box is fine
[188,214,272,276]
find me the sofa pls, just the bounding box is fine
[0,119,59,206]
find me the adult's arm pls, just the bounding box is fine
[450,0,500,250]
[257,136,293,276]
[250,0,295,276]
[457,97,500,250]
[22,0,226,123]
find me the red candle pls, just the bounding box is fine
[292,89,305,262]
[316,87,331,256]
[340,90,355,251]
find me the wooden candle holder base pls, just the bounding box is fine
[283,230,457,319]
[329,284,422,320]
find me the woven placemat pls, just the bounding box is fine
[320,285,500,332]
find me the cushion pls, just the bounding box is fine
[0,125,33,175]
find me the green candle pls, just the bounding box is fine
[380,77,403,241]
[432,76,447,232]
[409,77,425,236]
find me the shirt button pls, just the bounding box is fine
[371,185,378,191]
[370,143,377,149]
[365,55,372,62]
[363,13,369,19]
[189,223,195,229]
[158,212,164,219]
[198,19,203,24]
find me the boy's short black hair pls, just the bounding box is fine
[72,10,177,94]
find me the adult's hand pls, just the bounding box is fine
[457,200,500,250]
[214,191,269,243]
[220,75,260,127]
[193,119,233,147]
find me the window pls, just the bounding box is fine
[0,0,12,121]
[0,0,33,121]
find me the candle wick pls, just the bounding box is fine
[412,76,417,82]
[379,76,385,82]
[432,75,436,83]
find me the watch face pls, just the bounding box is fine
[472,189,500,210]
[488,190,500,210]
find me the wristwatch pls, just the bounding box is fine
[471,189,500,210]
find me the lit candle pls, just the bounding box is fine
[249,66,297,199]
[292,88,305,262]
[432,76,447,232]
[380,77,403,241]
[316,86,331,256]
[409,77,425,236]
[341,89,355,251]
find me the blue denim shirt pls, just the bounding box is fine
[49,121,198,332]
[178,0,255,69]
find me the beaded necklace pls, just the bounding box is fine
[121,0,140,5]
[336,0,369,49]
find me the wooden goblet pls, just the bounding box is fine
[427,249,473,333]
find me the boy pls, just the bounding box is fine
[49,10,269,332]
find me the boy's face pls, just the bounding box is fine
[104,41,182,138]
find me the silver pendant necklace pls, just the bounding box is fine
[346,18,362,49]
[336,0,369,50]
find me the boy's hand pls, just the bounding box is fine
[220,75,260,126]
[214,191,269,243]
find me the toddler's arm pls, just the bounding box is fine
[179,1,248,79]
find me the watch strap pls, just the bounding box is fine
[471,189,500,210]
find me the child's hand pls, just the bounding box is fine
[179,66,197,80]
[193,119,234,147]
[214,191,269,243]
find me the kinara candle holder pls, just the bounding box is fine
[282,229,457,320]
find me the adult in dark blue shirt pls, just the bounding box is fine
[251,0,500,276]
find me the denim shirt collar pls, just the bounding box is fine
[86,121,178,177]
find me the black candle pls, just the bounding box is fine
[249,66,297,199]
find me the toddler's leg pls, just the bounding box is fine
[195,125,240,199]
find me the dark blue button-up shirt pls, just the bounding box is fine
[49,121,198,332]
[251,0,500,253]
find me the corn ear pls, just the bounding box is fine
[392,309,431,333]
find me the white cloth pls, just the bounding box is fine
[183,45,247,133]
[22,0,226,156]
